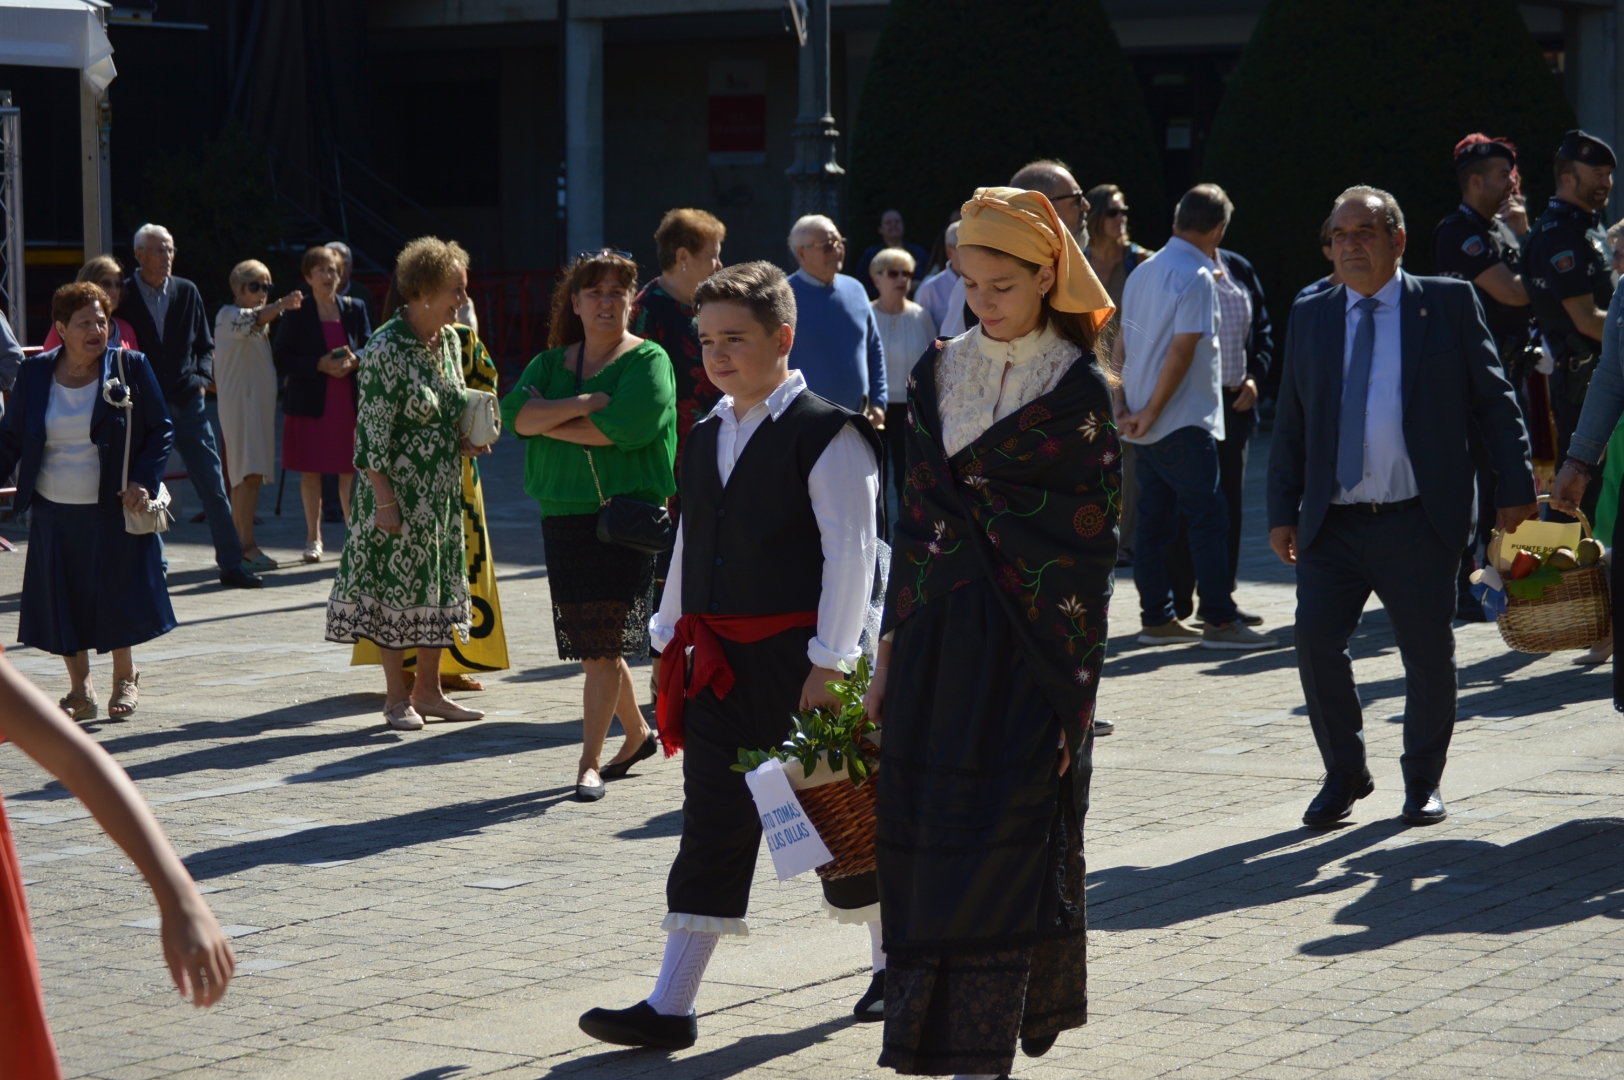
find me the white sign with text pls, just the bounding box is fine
[744,759,833,880]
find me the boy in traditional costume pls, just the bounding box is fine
[578,261,885,1049]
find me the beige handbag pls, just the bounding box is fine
[459,389,501,448]
[113,350,173,535]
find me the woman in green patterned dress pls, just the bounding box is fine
[325,237,489,731]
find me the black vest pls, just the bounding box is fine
[681,390,872,615]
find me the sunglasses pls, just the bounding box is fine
[96,278,120,292]
[578,249,635,262]
[1102,206,1129,218]
[244,281,274,293]
[882,268,912,279]
[1052,190,1086,204]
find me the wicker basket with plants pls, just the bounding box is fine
[733,657,879,881]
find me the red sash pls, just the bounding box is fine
[656,611,818,756]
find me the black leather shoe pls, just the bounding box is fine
[1022,1032,1059,1057]
[601,733,659,780]
[1236,607,1265,627]
[219,566,263,589]
[579,1000,696,1049]
[1094,718,1115,736]
[853,970,885,1022]
[1402,786,1447,826]
[1302,769,1375,827]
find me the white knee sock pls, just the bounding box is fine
[646,928,719,1017]
[867,919,886,973]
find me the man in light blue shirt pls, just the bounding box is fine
[1115,185,1276,650]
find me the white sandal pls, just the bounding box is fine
[383,701,424,730]
[302,540,323,563]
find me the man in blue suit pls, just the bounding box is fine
[1268,186,1537,828]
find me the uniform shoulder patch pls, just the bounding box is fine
[1462,235,1486,257]
[1552,250,1576,273]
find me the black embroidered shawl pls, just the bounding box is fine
[882,339,1121,754]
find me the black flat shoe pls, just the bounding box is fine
[1302,769,1374,827]
[1094,718,1115,736]
[1402,785,1447,826]
[853,970,885,1022]
[575,780,606,802]
[1023,1032,1059,1057]
[601,733,660,780]
[579,1000,697,1049]
[219,566,263,589]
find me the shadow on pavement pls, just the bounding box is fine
[1089,818,1624,953]
[181,784,578,878]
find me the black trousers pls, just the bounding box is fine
[884,403,909,540]
[1294,503,1458,791]
[665,627,879,919]
[1168,390,1254,617]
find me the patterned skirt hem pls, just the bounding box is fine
[326,595,471,650]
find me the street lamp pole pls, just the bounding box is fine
[785,0,842,222]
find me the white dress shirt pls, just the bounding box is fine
[649,369,880,670]
[1332,269,1417,505]
[1118,237,1224,445]
[915,267,960,328]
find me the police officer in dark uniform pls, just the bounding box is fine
[1524,129,1616,512]
[1433,134,1538,619]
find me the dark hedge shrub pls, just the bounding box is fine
[847,0,1162,253]
[1203,0,1574,334]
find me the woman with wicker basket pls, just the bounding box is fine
[576,262,884,1051]
[860,188,1118,1078]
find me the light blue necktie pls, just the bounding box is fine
[1336,298,1380,493]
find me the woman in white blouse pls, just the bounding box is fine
[215,261,304,571]
[0,283,177,720]
[868,246,937,516]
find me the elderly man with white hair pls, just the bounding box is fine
[115,223,261,588]
[785,215,886,425]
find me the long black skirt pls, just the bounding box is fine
[540,513,654,660]
[876,579,1090,1075]
[19,497,175,655]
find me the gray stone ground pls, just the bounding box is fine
[3,431,1624,1080]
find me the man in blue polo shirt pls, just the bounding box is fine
[785,215,886,427]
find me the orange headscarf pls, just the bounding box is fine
[957,186,1116,335]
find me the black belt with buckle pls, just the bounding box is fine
[1333,496,1421,515]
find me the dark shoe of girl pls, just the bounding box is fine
[576,776,607,802]
[852,970,885,1022]
[1022,1032,1058,1057]
[601,732,660,780]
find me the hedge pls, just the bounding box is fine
[1203,0,1574,335]
[847,0,1163,253]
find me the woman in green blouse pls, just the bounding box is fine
[501,251,677,801]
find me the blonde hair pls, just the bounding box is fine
[394,236,471,301]
[229,259,271,291]
[76,254,123,285]
[869,247,916,277]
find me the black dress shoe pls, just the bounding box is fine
[1302,769,1375,827]
[575,779,606,802]
[1235,607,1265,627]
[1094,718,1115,736]
[1402,786,1447,825]
[1022,1032,1058,1057]
[578,1000,697,1049]
[853,970,885,1022]
[601,733,659,779]
[219,566,263,589]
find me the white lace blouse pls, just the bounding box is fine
[933,322,1084,457]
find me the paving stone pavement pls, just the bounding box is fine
[3,432,1623,1080]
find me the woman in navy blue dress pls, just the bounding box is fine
[0,282,176,721]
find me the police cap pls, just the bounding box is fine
[1557,129,1618,169]
[1454,134,1516,170]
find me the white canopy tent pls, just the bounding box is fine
[0,0,117,342]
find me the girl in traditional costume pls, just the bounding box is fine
[864,187,1119,1078]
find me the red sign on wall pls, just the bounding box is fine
[709,60,767,166]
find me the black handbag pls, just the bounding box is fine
[575,344,674,554]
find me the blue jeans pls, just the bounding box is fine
[169,391,244,570]
[1133,425,1237,626]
